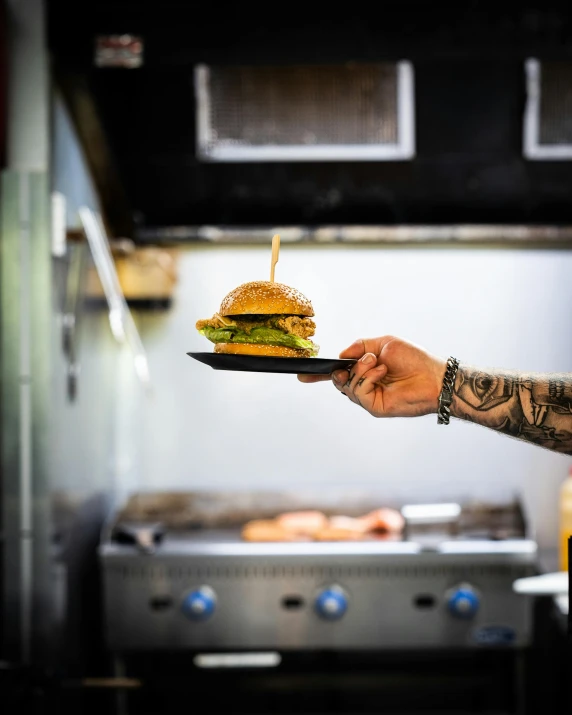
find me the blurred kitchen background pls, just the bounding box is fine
[1,1,572,713]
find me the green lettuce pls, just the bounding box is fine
[199,325,319,356]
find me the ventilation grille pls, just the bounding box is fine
[195,62,415,161]
[538,62,572,144]
[524,58,572,158]
[105,562,532,582]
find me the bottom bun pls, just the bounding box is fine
[214,342,312,358]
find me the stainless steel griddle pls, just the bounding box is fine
[99,491,538,654]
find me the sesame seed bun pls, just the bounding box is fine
[219,281,314,317]
[214,342,312,358]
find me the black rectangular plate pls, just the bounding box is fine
[187,352,356,375]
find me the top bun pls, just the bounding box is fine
[220,281,314,317]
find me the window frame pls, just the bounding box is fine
[194,61,416,162]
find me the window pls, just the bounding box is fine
[523,58,572,159]
[194,62,415,161]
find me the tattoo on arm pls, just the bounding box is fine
[451,367,572,455]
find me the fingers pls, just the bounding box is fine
[335,353,388,409]
[297,371,353,385]
[342,353,378,391]
[297,374,332,383]
[332,369,350,390]
[338,336,396,360]
[299,335,395,395]
[297,362,357,384]
[349,363,388,408]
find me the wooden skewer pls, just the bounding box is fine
[270,234,280,282]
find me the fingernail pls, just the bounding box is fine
[332,370,345,383]
[360,353,375,365]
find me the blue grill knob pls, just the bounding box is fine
[314,585,348,620]
[447,584,480,619]
[181,586,216,621]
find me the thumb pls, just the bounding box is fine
[340,337,392,360]
[339,339,366,359]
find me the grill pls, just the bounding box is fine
[99,491,537,654]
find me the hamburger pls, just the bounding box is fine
[195,280,319,358]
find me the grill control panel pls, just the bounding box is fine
[102,551,534,650]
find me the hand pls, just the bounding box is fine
[298,336,447,418]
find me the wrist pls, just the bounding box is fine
[431,358,448,414]
[437,356,460,425]
[448,366,463,420]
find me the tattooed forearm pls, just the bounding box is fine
[450,366,572,455]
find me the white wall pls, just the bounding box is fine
[119,243,572,549]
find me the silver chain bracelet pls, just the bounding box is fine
[437,357,460,425]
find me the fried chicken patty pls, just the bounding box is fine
[196,314,316,339]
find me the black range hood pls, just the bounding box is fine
[46,2,572,241]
